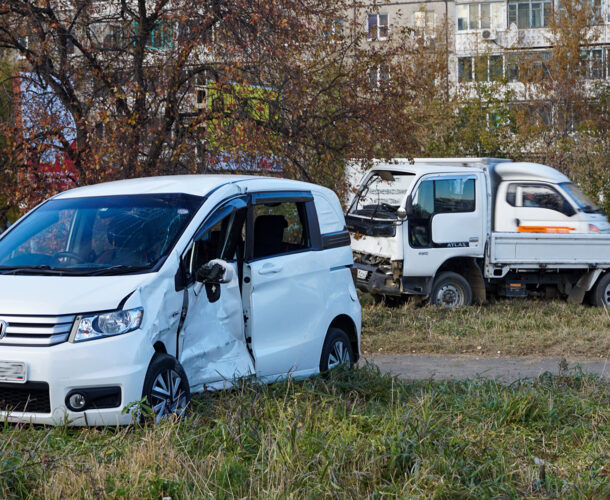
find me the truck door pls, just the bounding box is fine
[241,191,326,379]
[179,197,254,390]
[403,174,485,277]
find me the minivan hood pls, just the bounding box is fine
[0,274,152,315]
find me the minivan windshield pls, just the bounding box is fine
[0,194,204,276]
[560,183,603,214]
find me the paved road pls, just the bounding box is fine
[366,354,610,383]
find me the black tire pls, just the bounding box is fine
[430,271,472,309]
[142,353,191,423]
[590,273,610,307]
[319,328,355,373]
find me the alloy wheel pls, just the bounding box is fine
[150,369,188,422]
[328,340,351,369]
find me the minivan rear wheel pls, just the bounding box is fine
[142,354,191,423]
[320,328,354,373]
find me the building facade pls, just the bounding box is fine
[353,0,610,86]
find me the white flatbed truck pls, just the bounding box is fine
[347,158,610,307]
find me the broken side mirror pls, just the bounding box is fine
[196,259,234,284]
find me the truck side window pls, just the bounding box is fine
[506,183,575,216]
[434,178,475,213]
[409,177,476,248]
[252,202,310,259]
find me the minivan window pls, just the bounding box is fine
[185,201,247,277]
[253,202,310,259]
[0,194,204,275]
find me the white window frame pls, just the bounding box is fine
[413,10,436,36]
[367,12,389,41]
[457,2,504,31]
[368,64,391,87]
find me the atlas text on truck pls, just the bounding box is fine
[347,158,610,308]
[0,175,360,425]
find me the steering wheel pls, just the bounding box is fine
[54,251,86,265]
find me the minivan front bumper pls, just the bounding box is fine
[0,331,152,426]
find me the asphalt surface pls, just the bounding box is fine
[367,354,610,383]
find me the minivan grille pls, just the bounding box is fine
[0,382,51,413]
[0,314,75,346]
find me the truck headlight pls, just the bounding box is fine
[72,307,144,342]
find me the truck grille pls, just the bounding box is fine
[0,382,51,413]
[0,314,75,346]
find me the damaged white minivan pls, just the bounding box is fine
[0,175,360,425]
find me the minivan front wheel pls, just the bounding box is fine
[142,354,191,423]
[320,328,354,373]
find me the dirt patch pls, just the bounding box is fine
[366,353,610,383]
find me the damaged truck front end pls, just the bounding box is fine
[346,170,413,298]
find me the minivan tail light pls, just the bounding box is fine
[589,224,600,233]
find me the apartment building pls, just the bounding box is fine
[353,1,610,86]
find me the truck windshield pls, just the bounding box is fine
[348,171,415,221]
[560,183,603,214]
[0,193,204,276]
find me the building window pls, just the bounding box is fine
[581,49,604,80]
[457,2,504,31]
[459,55,504,82]
[458,57,473,82]
[556,0,603,24]
[505,51,550,82]
[369,64,391,87]
[590,0,603,24]
[368,13,389,40]
[326,18,344,40]
[149,21,174,49]
[414,10,436,36]
[507,0,552,29]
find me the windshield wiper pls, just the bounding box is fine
[580,205,604,214]
[0,265,69,276]
[87,265,152,276]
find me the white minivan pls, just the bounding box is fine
[0,175,360,425]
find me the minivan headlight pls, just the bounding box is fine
[72,307,143,342]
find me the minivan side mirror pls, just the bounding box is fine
[196,259,234,284]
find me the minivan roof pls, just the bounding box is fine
[54,174,313,199]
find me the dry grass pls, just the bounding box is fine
[361,298,610,358]
[1,367,608,498]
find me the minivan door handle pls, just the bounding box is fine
[258,263,283,275]
[469,237,479,243]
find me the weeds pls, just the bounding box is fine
[0,366,608,498]
[362,298,610,357]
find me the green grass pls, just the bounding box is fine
[1,366,608,498]
[362,298,610,358]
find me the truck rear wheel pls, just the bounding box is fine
[430,272,472,308]
[590,273,610,307]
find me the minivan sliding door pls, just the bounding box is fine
[242,192,325,379]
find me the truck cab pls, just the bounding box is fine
[347,158,610,308]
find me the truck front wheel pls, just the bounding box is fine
[590,273,610,307]
[430,272,472,308]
